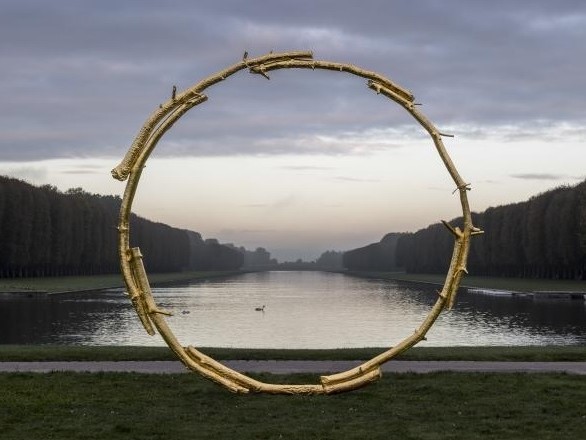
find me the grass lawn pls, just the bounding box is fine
[1,345,585,362]
[1,372,584,439]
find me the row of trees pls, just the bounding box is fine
[343,233,403,271]
[271,251,345,270]
[467,181,585,279]
[344,180,586,280]
[230,246,278,269]
[315,250,344,269]
[0,176,243,277]
[187,233,244,271]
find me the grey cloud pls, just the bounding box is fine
[59,168,102,175]
[510,173,581,181]
[333,176,380,183]
[448,121,586,143]
[1,0,585,161]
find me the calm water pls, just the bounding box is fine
[1,271,585,348]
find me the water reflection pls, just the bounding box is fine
[1,271,584,348]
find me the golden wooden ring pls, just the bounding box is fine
[112,51,479,394]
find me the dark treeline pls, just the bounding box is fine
[271,250,345,271]
[187,234,244,271]
[0,176,243,277]
[345,180,586,280]
[315,250,344,269]
[343,233,403,271]
[228,246,278,269]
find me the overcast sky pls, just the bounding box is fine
[1,1,585,260]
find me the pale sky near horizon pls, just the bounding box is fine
[1,1,585,261]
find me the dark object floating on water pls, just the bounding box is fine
[255,305,265,312]
[181,310,191,314]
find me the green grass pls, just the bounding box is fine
[345,271,586,294]
[0,270,244,294]
[1,345,585,362]
[0,372,584,439]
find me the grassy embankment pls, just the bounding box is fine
[1,372,584,439]
[2,269,585,295]
[344,271,586,294]
[0,270,244,294]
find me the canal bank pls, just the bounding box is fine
[0,270,247,295]
[342,270,586,300]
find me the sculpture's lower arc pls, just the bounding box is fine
[113,50,482,394]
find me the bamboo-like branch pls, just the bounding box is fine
[441,220,462,238]
[250,60,414,102]
[111,51,312,181]
[114,50,479,395]
[186,346,328,395]
[128,248,155,335]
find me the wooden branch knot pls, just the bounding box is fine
[149,306,173,317]
[441,220,463,238]
[369,81,382,94]
[452,183,471,194]
[242,51,253,69]
[250,64,270,80]
[456,266,468,275]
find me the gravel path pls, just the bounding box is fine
[1,360,585,375]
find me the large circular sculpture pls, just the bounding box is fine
[112,51,482,394]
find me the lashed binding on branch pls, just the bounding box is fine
[113,50,483,395]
